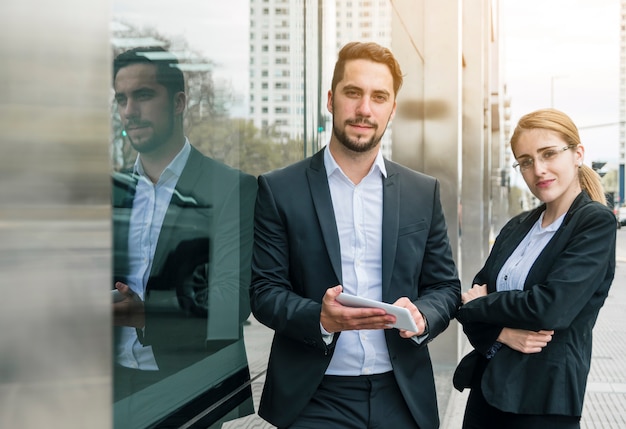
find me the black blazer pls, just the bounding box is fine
[112,146,257,374]
[454,191,616,416]
[250,149,461,428]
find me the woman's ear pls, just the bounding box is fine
[575,144,585,167]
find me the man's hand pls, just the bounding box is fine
[393,297,427,339]
[320,285,396,333]
[497,328,554,354]
[112,282,145,328]
[461,283,488,304]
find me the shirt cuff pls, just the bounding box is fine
[410,332,430,345]
[409,314,430,344]
[320,322,334,345]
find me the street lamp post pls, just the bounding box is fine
[550,75,567,108]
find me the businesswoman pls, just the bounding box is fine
[453,108,616,429]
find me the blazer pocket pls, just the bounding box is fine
[398,220,427,236]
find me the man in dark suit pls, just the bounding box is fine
[250,41,461,429]
[111,46,257,422]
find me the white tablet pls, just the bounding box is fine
[335,293,418,332]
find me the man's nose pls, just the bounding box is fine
[355,97,372,116]
[122,98,138,118]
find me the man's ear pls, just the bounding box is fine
[327,90,333,114]
[173,91,187,115]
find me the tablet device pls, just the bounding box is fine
[335,293,418,332]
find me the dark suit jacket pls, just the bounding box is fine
[112,146,257,376]
[250,149,461,429]
[454,191,616,417]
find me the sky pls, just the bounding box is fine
[500,0,621,166]
[112,1,249,112]
[111,0,621,164]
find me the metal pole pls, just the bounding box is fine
[303,0,307,158]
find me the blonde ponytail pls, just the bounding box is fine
[579,164,607,205]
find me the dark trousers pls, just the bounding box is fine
[282,371,420,429]
[462,380,581,429]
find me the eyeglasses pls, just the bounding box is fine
[512,145,573,172]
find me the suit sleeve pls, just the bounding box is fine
[413,180,462,341]
[249,175,331,352]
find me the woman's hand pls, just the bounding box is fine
[461,283,487,304]
[497,328,554,354]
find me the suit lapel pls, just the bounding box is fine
[306,150,343,284]
[112,171,138,281]
[381,162,399,296]
[487,208,542,292]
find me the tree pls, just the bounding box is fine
[190,118,303,177]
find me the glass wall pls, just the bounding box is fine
[110,1,316,427]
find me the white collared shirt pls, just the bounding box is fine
[497,211,565,292]
[115,139,191,370]
[323,146,393,376]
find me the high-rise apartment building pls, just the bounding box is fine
[333,1,392,50]
[249,0,322,146]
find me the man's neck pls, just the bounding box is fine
[139,137,186,184]
[328,141,379,185]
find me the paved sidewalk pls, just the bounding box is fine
[443,229,626,428]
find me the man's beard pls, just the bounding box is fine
[127,115,175,154]
[333,117,384,153]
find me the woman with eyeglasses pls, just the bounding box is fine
[453,108,616,429]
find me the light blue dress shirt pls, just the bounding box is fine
[115,140,191,370]
[496,211,565,292]
[323,146,393,376]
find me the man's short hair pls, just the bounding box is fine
[331,42,404,96]
[113,46,185,96]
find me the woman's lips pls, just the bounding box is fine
[536,179,554,188]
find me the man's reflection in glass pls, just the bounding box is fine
[110,47,256,418]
